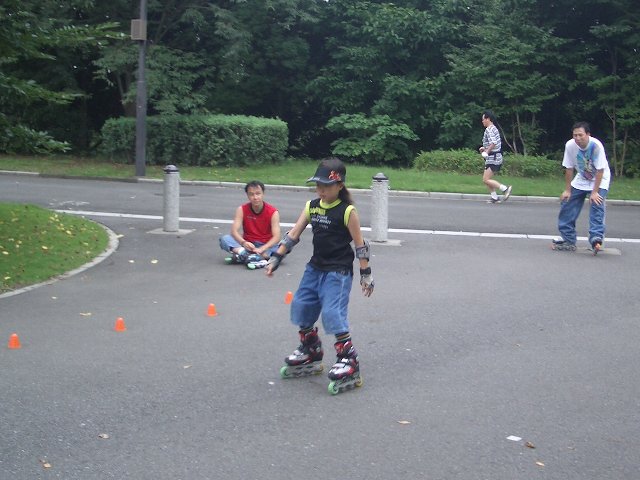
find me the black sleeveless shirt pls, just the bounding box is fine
[305,198,355,274]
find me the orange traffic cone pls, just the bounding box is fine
[207,303,218,317]
[8,333,21,349]
[284,291,293,305]
[114,317,127,332]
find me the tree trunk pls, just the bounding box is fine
[515,111,527,157]
[619,128,628,177]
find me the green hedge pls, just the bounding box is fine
[100,114,288,166]
[414,149,561,177]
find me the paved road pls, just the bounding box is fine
[1,175,639,479]
[1,174,639,239]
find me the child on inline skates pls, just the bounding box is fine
[265,157,375,394]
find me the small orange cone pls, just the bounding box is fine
[8,333,21,349]
[207,303,218,317]
[284,291,293,304]
[114,317,127,332]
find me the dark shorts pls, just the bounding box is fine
[484,163,502,172]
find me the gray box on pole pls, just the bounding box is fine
[371,172,389,242]
[163,165,180,232]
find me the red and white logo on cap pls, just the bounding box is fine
[328,170,341,181]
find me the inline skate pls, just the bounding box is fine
[224,248,248,264]
[590,237,603,256]
[246,253,268,270]
[327,340,363,395]
[280,328,324,378]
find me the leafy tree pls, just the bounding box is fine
[94,43,211,116]
[305,0,465,156]
[3,0,639,170]
[204,1,322,122]
[93,0,322,155]
[564,0,640,176]
[327,113,419,165]
[436,0,566,155]
[92,0,216,117]
[0,0,118,153]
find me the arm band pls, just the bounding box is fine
[279,231,299,253]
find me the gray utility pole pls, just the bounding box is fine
[132,0,148,177]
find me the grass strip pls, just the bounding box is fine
[0,203,109,293]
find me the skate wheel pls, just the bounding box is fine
[247,263,256,270]
[355,375,363,387]
[280,366,291,379]
[224,257,233,264]
[328,381,340,395]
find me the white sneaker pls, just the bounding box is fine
[502,185,513,202]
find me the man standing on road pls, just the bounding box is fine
[552,121,611,253]
[479,110,512,204]
[219,180,281,268]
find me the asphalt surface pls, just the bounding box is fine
[1,174,639,479]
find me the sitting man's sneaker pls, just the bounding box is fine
[502,185,513,202]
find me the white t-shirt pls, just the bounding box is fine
[562,137,610,191]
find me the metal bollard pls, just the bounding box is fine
[163,164,180,232]
[371,172,389,242]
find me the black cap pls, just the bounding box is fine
[306,164,346,184]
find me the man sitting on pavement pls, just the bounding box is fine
[219,180,281,268]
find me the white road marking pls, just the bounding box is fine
[55,209,640,244]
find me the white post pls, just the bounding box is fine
[163,165,180,232]
[371,172,389,242]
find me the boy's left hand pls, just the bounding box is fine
[360,267,374,297]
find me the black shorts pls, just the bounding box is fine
[484,163,502,172]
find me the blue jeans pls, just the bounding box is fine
[558,187,607,245]
[290,264,353,335]
[219,234,278,256]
